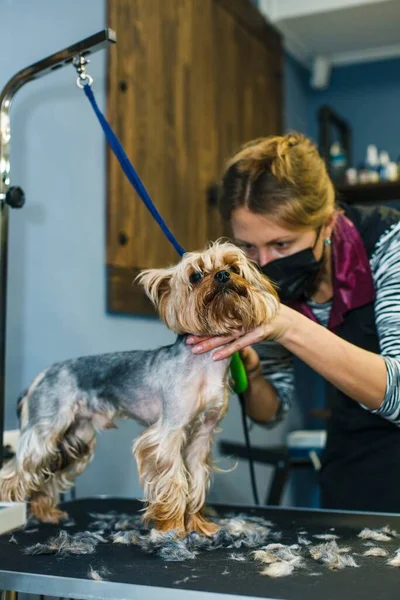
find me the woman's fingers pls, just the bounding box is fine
[187,327,268,357]
[190,335,236,354]
[186,335,211,345]
[239,346,260,373]
[212,327,268,361]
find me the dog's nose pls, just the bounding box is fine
[215,270,231,284]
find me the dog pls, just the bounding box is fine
[0,242,278,535]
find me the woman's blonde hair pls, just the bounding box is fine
[219,133,335,230]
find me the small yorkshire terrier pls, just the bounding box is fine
[0,242,278,535]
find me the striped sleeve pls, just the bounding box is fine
[368,221,400,424]
[253,339,294,425]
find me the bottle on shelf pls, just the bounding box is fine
[345,167,358,185]
[387,161,399,182]
[378,150,390,181]
[365,144,379,183]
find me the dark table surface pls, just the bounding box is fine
[0,497,400,600]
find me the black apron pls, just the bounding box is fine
[319,203,400,512]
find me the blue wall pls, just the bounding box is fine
[285,53,400,168]
[285,52,400,171]
[308,58,400,166]
[284,53,310,133]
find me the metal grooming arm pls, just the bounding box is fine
[0,28,116,466]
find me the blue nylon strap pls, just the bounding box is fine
[83,84,186,257]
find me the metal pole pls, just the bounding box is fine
[0,28,116,466]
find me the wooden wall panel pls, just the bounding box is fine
[107,0,282,315]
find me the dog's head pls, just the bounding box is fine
[137,241,279,336]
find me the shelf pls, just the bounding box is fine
[336,180,400,204]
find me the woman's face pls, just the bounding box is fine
[231,207,332,267]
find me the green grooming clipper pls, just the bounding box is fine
[230,351,248,394]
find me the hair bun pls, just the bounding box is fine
[226,133,313,185]
[220,132,335,228]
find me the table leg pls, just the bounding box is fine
[265,458,290,505]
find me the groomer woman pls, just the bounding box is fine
[188,133,400,512]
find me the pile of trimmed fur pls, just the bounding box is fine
[20,511,400,579]
[24,511,274,562]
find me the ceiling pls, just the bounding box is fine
[258,0,400,67]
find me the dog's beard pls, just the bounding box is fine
[201,285,275,336]
[204,279,248,305]
[163,281,277,337]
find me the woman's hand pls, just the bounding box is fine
[187,304,296,360]
[239,346,261,377]
[226,347,262,388]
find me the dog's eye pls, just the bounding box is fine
[189,271,203,285]
[230,265,240,274]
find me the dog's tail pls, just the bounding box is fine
[0,386,30,501]
[0,425,52,501]
[1,371,48,501]
[0,456,26,501]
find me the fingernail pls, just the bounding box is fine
[213,353,222,361]
[186,336,194,344]
[192,345,203,354]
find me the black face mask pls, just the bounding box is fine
[259,230,323,302]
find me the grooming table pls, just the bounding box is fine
[0,498,399,600]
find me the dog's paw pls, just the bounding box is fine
[186,513,220,537]
[29,503,69,524]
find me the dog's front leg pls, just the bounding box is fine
[184,423,219,536]
[184,406,227,536]
[133,420,189,534]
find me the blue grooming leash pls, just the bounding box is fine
[83,85,185,257]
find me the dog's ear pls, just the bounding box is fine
[136,268,173,309]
